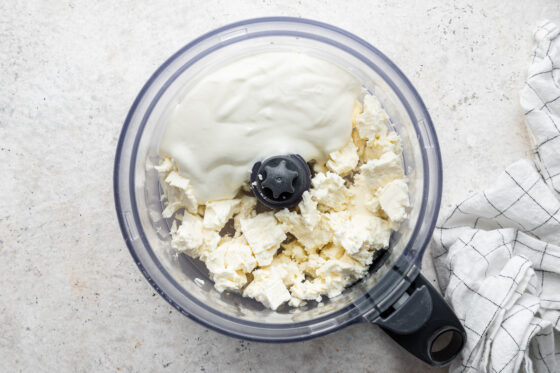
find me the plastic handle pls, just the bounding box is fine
[372,273,466,367]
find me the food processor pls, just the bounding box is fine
[113,17,466,367]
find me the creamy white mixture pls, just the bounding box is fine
[157,89,409,310]
[159,52,362,203]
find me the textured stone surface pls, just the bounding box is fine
[1,1,558,372]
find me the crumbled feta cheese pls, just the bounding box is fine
[349,246,377,267]
[311,172,349,212]
[162,171,198,216]
[326,211,370,255]
[155,157,173,173]
[363,131,402,161]
[224,237,257,273]
[351,99,363,126]
[203,199,240,230]
[355,94,389,140]
[170,212,204,255]
[165,171,191,193]
[233,195,257,232]
[288,296,306,307]
[297,251,326,278]
[243,268,291,310]
[327,211,391,255]
[326,140,359,176]
[378,179,409,224]
[352,128,367,159]
[316,259,361,298]
[349,174,381,215]
[360,152,404,191]
[298,191,321,228]
[197,229,221,261]
[275,208,332,250]
[289,278,327,302]
[170,219,178,234]
[237,196,257,217]
[319,244,346,261]
[206,237,256,292]
[240,212,286,266]
[268,254,305,287]
[281,241,307,263]
[364,215,392,249]
[291,251,368,302]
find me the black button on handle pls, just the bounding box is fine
[372,273,466,367]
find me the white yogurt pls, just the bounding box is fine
[159,52,362,203]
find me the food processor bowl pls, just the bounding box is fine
[114,17,465,366]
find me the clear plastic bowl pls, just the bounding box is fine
[114,18,442,343]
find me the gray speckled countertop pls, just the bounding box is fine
[1,1,559,372]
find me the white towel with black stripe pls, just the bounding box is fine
[433,20,560,373]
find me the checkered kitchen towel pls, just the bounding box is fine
[433,21,560,373]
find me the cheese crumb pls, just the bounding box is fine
[206,237,257,292]
[364,131,402,161]
[275,208,332,250]
[240,212,286,266]
[243,268,291,310]
[360,152,404,191]
[355,94,389,140]
[378,179,409,224]
[170,212,204,256]
[311,172,349,212]
[326,140,359,176]
[203,199,240,230]
[158,168,198,217]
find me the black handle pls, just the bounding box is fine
[372,273,466,367]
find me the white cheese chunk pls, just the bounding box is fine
[363,131,402,161]
[355,94,389,140]
[326,211,367,255]
[378,179,409,224]
[360,152,404,191]
[170,212,204,255]
[203,199,240,230]
[197,229,222,262]
[327,211,392,255]
[268,254,305,287]
[155,157,173,173]
[316,259,361,298]
[298,191,321,228]
[326,140,359,176]
[206,237,256,292]
[275,208,332,250]
[233,195,257,232]
[289,278,327,302]
[310,172,349,212]
[162,171,198,216]
[240,212,286,266]
[243,268,291,310]
[281,241,308,263]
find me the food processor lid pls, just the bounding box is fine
[114,16,443,343]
